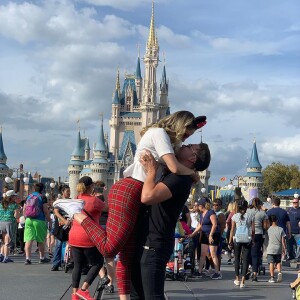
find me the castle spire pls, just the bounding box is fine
[115,67,121,97]
[136,56,142,79]
[147,1,158,49]
[0,126,7,161]
[247,139,262,168]
[95,113,106,151]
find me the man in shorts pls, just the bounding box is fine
[24,183,52,265]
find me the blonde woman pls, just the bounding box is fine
[225,201,238,264]
[55,111,208,300]
[0,190,20,263]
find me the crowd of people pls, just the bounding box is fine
[1,109,299,300]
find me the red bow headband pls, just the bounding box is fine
[192,116,207,129]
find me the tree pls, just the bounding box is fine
[262,162,300,196]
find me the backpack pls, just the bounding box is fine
[235,215,251,243]
[25,193,41,218]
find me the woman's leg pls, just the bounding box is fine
[71,246,84,294]
[241,243,251,284]
[209,245,219,272]
[251,234,263,278]
[234,242,242,280]
[81,247,103,290]
[199,244,208,272]
[80,178,143,258]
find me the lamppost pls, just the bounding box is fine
[4,164,29,201]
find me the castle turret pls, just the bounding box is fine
[84,137,90,161]
[159,63,169,119]
[243,139,263,200]
[68,129,84,198]
[141,1,159,127]
[109,69,121,157]
[135,56,143,103]
[91,117,109,184]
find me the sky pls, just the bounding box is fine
[0,0,299,186]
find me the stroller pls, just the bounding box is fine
[165,233,195,281]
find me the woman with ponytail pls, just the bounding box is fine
[248,197,268,281]
[229,199,254,288]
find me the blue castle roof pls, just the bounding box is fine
[71,131,85,157]
[119,112,141,118]
[119,130,136,160]
[247,141,262,169]
[112,89,119,105]
[95,121,106,151]
[136,57,142,79]
[120,77,138,106]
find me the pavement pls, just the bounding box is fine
[0,251,298,300]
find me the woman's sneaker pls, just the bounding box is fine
[277,272,283,282]
[211,272,222,280]
[53,199,85,219]
[24,259,32,265]
[76,289,94,300]
[268,277,275,283]
[105,285,114,293]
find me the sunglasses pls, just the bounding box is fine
[292,202,298,204]
[213,204,220,206]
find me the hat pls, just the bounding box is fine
[194,143,211,171]
[198,198,207,206]
[5,190,17,197]
[192,116,207,129]
[79,176,93,187]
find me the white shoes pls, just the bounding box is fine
[53,199,85,219]
[277,272,283,282]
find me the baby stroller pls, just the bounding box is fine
[165,234,194,281]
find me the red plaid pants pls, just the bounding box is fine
[81,177,143,295]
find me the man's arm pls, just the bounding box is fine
[140,151,172,205]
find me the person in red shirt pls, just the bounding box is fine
[69,176,104,300]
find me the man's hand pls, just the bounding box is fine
[140,150,158,174]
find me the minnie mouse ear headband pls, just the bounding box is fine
[191,116,207,129]
[5,190,17,197]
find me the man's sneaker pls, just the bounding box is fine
[17,250,25,255]
[24,259,32,265]
[53,199,85,219]
[76,289,94,300]
[0,254,3,262]
[277,272,283,282]
[104,285,114,293]
[211,272,222,280]
[40,257,51,264]
[268,277,275,283]
[240,282,246,288]
[2,257,14,263]
[96,275,110,291]
[205,269,215,277]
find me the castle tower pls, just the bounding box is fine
[68,129,84,198]
[91,116,109,184]
[84,138,90,161]
[0,127,11,193]
[135,55,143,103]
[159,63,169,119]
[243,139,263,200]
[109,69,121,157]
[141,1,160,127]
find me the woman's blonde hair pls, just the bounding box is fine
[140,111,195,146]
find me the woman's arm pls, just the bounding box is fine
[53,208,69,225]
[229,220,236,244]
[162,153,196,176]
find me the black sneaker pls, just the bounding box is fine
[252,277,258,282]
[105,285,114,294]
[39,257,51,264]
[97,275,110,291]
[24,259,32,265]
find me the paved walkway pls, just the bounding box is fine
[0,251,297,300]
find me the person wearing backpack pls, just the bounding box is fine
[229,199,254,288]
[23,182,52,265]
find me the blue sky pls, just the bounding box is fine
[0,0,299,186]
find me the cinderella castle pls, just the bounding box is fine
[66,3,263,200]
[68,3,172,197]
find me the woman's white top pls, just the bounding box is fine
[123,128,174,182]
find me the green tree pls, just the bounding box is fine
[262,162,300,196]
